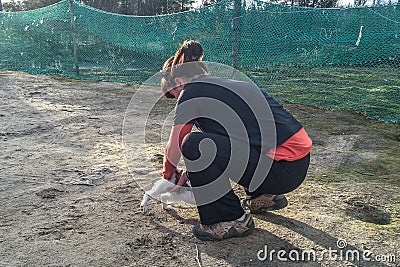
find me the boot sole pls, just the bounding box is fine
[193,219,255,241]
[251,195,288,214]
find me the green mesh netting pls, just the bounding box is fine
[0,0,399,123]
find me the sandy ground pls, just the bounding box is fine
[0,70,399,267]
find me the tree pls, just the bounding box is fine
[2,0,61,11]
[180,0,196,11]
[21,0,61,10]
[76,0,195,15]
[270,0,339,7]
[201,0,222,6]
[0,0,3,11]
[0,0,204,14]
[353,0,367,5]
[3,1,25,11]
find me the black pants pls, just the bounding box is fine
[181,132,310,225]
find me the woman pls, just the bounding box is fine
[161,40,312,241]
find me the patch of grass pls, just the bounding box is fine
[366,206,400,233]
[344,198,392,225]
[313,171,350,184]
[245,66,400,123]
[317,154,400,187]
[354,157,400,186]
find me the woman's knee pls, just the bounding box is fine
[181,132,203,160]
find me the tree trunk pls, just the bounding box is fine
[232,0,241,69]
[0,0,3,11]
[97,0,105,11]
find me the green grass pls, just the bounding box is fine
[245,66,400,124]
[6,64,400,124]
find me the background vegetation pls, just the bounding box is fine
[1,0,396,14]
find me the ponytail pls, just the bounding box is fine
[170,40,208,77]
[160,40,208,98]
[172,40,204,66]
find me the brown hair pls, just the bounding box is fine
[160,56,175,98]
[160,40,208,98]
[172,40,204,65]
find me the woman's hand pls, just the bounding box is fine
[168,170,188,193]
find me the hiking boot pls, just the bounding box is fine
[192,213,255,241]
[241,194,288,214]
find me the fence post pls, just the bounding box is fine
[232,0,241,69]
[69,0,79,75]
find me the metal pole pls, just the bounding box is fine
[232,0,241,69]
[69,0,79,75]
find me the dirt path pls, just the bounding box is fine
[0,70,399,267]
